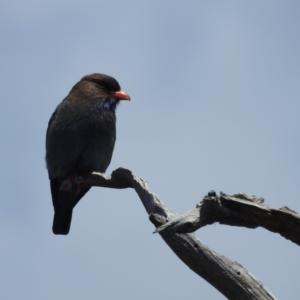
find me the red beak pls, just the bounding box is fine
[114,90,130,101]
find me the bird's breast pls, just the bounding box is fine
[75,109,117,174]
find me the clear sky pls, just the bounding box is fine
[1,1,300,299]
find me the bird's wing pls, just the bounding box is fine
[46,103,86,180]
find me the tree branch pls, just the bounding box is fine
[72,168,279,300]
[155,191,300,246]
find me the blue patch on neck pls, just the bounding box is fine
[97,100,117,112]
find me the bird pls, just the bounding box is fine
[45,73,130,235]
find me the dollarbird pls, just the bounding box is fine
[46,73,130,235]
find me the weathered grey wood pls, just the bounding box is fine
[69,168,278,300]
[155,191,300,246]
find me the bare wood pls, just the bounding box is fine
[155,191,300,246]
[73,168,278,300]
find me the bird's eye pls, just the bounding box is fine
[95,80,106,89]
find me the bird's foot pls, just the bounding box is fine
[60,175,82,196]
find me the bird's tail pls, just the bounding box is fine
[51,178,74,235]
[52,204,73,235]
[50,178,91,235]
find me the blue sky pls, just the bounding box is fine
[1,1,300,299]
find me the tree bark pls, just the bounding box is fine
[65,167,297,300]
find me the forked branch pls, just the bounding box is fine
[69,167,299,300]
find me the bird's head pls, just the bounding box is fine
[81,73,130,104]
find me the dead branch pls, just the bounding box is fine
[155,191,300,246]
[72,168,283,300]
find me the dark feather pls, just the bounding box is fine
[46,73,130,235]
